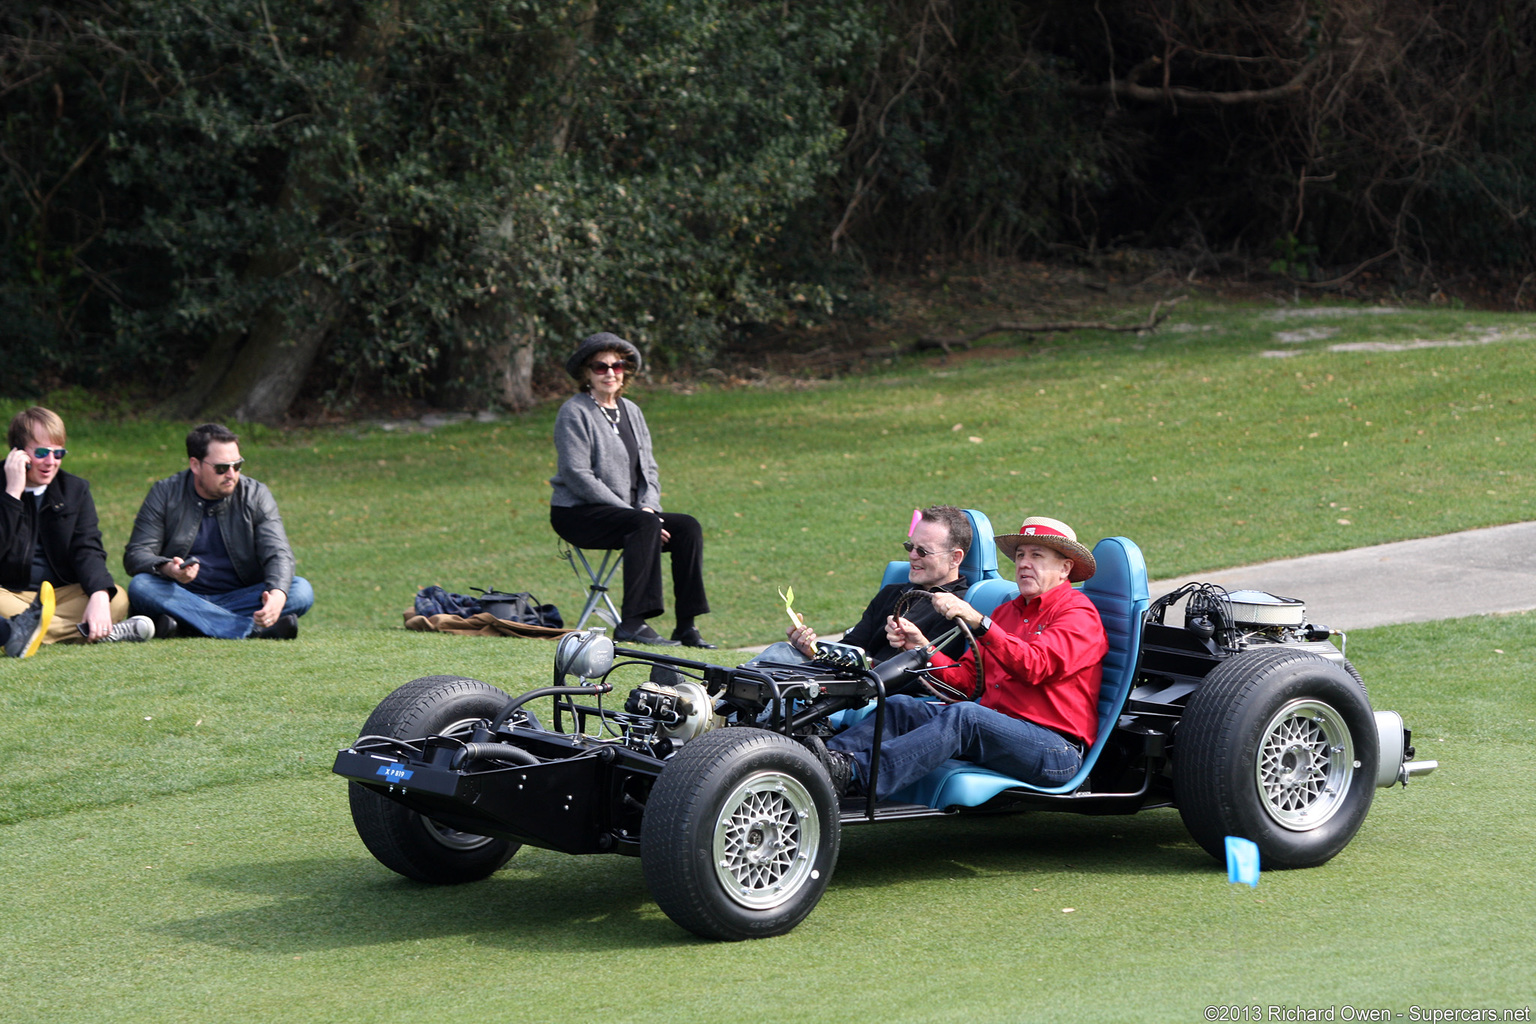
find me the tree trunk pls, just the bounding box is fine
[497,328,537,411]
[169,4,401,423]
[436,301,536,412]
[446,1,594,412]
[212,275,344,422]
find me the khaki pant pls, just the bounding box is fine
[0,585,131,644]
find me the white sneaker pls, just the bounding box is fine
[105,615,155,642]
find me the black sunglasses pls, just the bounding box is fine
[200,458,245,475]
[589,360,628,373]
[30,447,68,460]
[903,540,952,558]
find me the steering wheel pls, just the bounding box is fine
[907,621,985,703]
[885,592,986,703]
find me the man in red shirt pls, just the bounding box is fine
[819,516,1107,799]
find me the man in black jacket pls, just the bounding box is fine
[1,407,148,649]
[124,423,313,640]
[758,505,973,667]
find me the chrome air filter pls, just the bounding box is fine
[1225,590,1306,627]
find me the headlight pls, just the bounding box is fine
[555,628,615,681]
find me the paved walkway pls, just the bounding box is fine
[736,522,1536,650]
[1148,521,1536,631]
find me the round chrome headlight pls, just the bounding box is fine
[555,629,615,681]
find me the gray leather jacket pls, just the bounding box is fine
[123,471,296,595]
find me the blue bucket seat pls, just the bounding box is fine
[879,535,1149,807]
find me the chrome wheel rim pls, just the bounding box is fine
[712,771,820,910]
[423,715,496,851]
[1256,699,1355,831]
[423,818,498,851]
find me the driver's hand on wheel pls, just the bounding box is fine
[886,615,927,652]
[928,592,983,630]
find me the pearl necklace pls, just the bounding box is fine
[591,394,621,433]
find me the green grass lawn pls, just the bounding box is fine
[2,295,1534,1021]
[0,612,1529,1023]
[19,295,1536,649]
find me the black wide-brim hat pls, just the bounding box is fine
[565,332,643,379]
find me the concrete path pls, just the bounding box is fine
[1148,521,1536,631]
[734,522,1536,650]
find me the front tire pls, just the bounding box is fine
[348,675,521,884]
[641,729,840,941]
[1175,648,1377,869]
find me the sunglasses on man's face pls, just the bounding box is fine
[30,447,67,460]
[903,541,951,559]
[589,360,628,374]
[201,458,245,475]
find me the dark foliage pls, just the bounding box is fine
[4,0,1536,415]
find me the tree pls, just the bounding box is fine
[2,0,870,418]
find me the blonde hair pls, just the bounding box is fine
[8,407,66,450]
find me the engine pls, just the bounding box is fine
[1166,583,1349,668]
[623,679,722,744]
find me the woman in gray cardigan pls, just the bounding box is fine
[549,333,713,647]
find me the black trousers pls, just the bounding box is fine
[551,504,709,623]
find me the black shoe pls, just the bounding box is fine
[250,613,299,640]
[670,626,717,649]
[803,735,856,797]
[3,582,55,658]
[614,622,681,646]
[152,614,179,640]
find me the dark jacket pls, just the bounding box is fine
[122,471,295,595]
[842,577,972,664]
[0,470,118,595]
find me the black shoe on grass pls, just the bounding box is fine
[250,613,299,640]
[3,582,55,658]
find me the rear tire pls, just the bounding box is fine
[348,675,521,883]
[1175,648,1377,869]
[642,728,840,940]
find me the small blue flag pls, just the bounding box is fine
[1225,836,1260,888]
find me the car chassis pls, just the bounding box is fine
[334,539,1437,941]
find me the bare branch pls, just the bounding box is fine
[915,296,1187,352]
[1068,58,1320,106]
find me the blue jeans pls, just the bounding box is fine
[742,641,812,666]
[827,694,1082,800]
[128,574,314,639]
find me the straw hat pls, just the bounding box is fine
[994,516,1096,582]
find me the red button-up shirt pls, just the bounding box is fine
[929,581,1108,746]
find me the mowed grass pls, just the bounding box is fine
[20,296,1535,649]
[0,613,1529,1023]
[2,296,1534,1021]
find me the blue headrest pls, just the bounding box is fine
[957,509,999,586]
[880,508,1002,589]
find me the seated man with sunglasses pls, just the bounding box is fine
[124,423,314,640]
[758,505,972,669]
[1,405,146,651]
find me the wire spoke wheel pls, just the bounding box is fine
[1176,648,1377,869]
[712,771,821,910]
[1256,699,1354,831]
[643,728,839,940]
